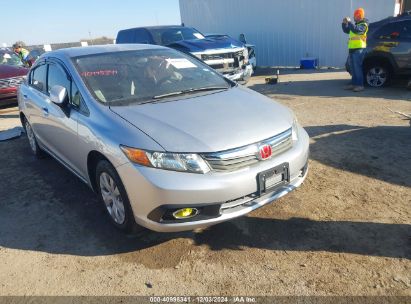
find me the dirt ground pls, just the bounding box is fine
[0,70,410,297]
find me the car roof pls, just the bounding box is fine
[121,25,188,31]
[371,13,411,26]
[42,43,166,59]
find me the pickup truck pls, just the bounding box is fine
[116,25,253,83]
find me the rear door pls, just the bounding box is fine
[23,62,49,146]
[372,20,411,70]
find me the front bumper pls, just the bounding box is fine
[224,64,253,82]
[116,126,309,232]
[0,88,17,101]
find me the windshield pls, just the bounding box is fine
[74,48,231,105]
[0,51,23,66]
[149,27,205,45]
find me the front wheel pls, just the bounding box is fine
[365,64,391,87]
[95,160,142,233]
[24,119,45,158]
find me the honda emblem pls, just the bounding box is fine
[258,144,272,160]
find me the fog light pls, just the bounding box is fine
[172,208,199,219]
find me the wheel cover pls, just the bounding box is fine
[366,67,387,87]
[25,121,37,153]
[99,172,126,224]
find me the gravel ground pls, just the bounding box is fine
[0,70,410,296]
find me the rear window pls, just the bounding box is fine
[374,20,411,39]
[30,64,47,92]
[116,30,135,43]
[117,28,154,44]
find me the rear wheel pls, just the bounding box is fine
[365,63,391,87]
[95,160,142,233]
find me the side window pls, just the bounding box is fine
[71,81,81,108]
[48,63,71,98]
[374,21,410,40]
[117,30,134,43]
[30,64,47,92]
[48,63,85,110]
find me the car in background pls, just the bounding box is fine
[18,44,309,233]
[0,48,28,103]
[116,25,253,83]
[346,13,411,87]
[27,48,46,66]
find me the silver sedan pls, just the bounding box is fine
[18,44,309,232]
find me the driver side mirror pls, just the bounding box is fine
[50,85,67,105]
[239,33,247,44]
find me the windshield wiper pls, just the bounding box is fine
[183,86,230,93]
[152,86,229,100]
[152,91,184,99]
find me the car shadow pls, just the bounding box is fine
[0,135,409,261]
[248,76,410,101]
[193,216,410,259]
[0,114,19,119]
[0,101,18,110]
[305,124,411,187]
[252,67,344,77]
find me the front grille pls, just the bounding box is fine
[220,194,258,213]
[202,128,293,172]
[0,76,25,89]
[201,50,244,61]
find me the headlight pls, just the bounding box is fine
[292,118,299,141]
[243,48,249,64]
[120,146,210,174]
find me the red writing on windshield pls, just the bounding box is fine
[81,70,118,77]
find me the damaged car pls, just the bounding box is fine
[19,44,309,233]
[205,33,257,71]
[116,25,253,83]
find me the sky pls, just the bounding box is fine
[1,0,181,47]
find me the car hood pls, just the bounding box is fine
[110,86,294,153]
[169,36,244,53]
[0,64,28,79]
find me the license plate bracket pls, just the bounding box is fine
[257,163,290,195]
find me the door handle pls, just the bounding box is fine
[42,107,49,116]
[23,94,28,99]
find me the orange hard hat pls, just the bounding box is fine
[354,8,365,20]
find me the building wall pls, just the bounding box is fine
[402,0,411,11]
[179,0,396,67]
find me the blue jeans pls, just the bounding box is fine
[349,49,365,86]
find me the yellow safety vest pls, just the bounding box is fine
[348,22,368,49]
[18,48,30,60]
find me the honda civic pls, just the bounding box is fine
[18,44,309,232]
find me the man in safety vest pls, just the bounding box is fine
[12,43,31,67]
[342,8,369,92]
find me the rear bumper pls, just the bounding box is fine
[116,126,309,232]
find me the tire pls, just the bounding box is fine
[24,118,46,159]
[364,62,391,87]
[95,160,142,233]
[238,79,249,85]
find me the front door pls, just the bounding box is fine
[40,62,83,177]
